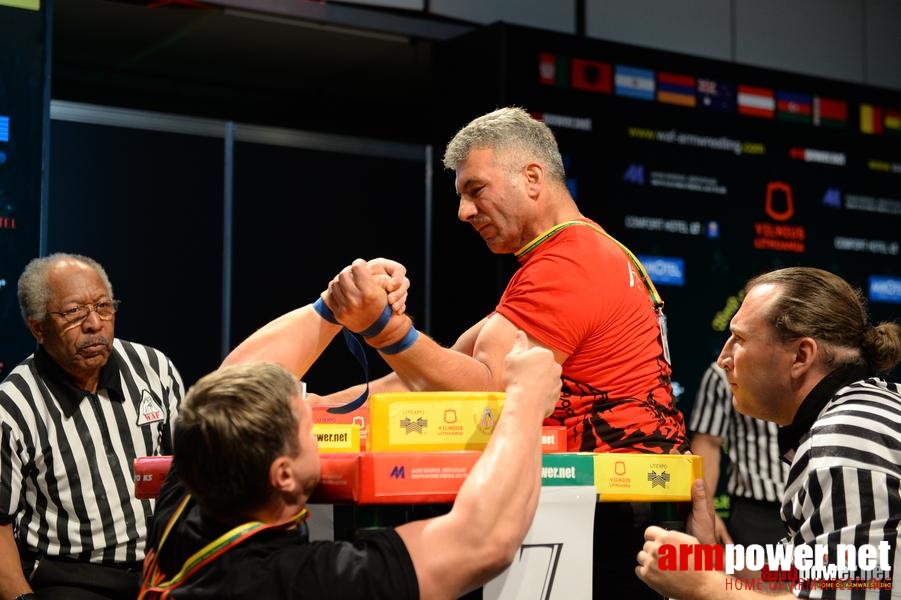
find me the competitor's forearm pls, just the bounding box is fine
[222,304,341,378]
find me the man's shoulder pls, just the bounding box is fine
[113,338,161,353]
[806,378,901,460]
[522,224,620,276]
[825,377,901,413]
[0,354,39,393]
[157,526,415,598]
[544,222,636,276]
[112,339,176,365]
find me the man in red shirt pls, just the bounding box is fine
[324,107,686,455]
[320,107,689,598]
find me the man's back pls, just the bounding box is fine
[784,373,901,557]
[141,465,418,599]
[498,219,686,453]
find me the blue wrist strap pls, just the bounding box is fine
[314,298,392,340]
[358,304,392,338]
[377,326,419,355]
[326,326,417,413]
[312,299,409,413]
[327,329,371,414]
[311,298,370,414]
[312,298,339,325]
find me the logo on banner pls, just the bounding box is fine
[821,188,842,209]
[754,181,805,253]
[399,417,428,434]
[869,276,901,304]
[647,470,671,488]
[476,407,497,435]
[637,255,685,286]
[349,416,367,441]
[765,181,794,221]
[534,112,593,132]
[623,163,645,185]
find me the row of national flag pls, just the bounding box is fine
[860,104,901,136]
[538,52,900,135]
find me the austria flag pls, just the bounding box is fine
[738,85,775,118]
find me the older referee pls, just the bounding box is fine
[0,253,183,600]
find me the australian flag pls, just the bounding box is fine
[697,78,736,112]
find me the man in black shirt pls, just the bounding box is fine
[140,259,562,599]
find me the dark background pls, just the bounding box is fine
[0,3,47,377]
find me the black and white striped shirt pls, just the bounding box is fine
[0,339,183,566]
[690,362,788,503]
[780,367,901,599]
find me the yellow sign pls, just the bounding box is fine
[0,0,40,10]
[370,391,505,452]
[312,423,361,453]
[594,453,703,502]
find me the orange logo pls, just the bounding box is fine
[765,181,794,221]
[755,180,805,253]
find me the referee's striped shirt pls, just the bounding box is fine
[690,362,788,503]
[780,366,901,599]
[0,339,183,566]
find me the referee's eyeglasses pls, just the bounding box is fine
[48,300,120,325]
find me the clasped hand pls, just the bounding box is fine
[323,257,409,332]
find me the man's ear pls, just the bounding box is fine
[522,162,544,199]
[790,337,818,378]
[26,318,45,344]
[269,456,296,493]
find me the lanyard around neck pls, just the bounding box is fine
[514,220,664,309]
[140,494,309,596]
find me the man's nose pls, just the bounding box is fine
[81,308,104,330]
[716,345,732,371]
[458,198,477,221]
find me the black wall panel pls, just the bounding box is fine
[47,120,224,386]
[0,3,48,379]
[231,141,427,395]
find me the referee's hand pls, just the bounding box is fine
[685,479,718,546]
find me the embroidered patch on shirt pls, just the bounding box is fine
[137,390,166,426]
